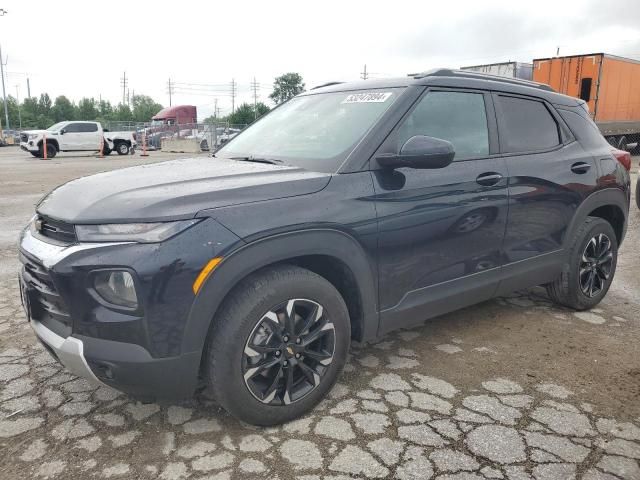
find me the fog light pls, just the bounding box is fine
[94,271,138,308]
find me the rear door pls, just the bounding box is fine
[61,123,83,150]
[494,93,598,293]
[372,88,509,333]
[78,123,100,150]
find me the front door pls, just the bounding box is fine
[60,123,84,150]
[372,89,509,333]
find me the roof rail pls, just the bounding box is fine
[410,68,554,92]
[311,81,344,90]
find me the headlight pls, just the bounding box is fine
[28,134,39,140]
[75,219,200,243]
[94,271,138,308]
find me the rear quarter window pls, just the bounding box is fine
[557,108,609,150]
[496,95,560,153]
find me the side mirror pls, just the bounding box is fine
[377,135,455,169]
[59,129,65,135]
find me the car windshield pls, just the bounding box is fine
[217,88,403,172]
[47,122,67,132]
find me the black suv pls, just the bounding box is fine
[19,70,630,425]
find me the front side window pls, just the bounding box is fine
[217,88,403,173]
[64,123,82,133]
[396,91,489,161]
[497,96,560,153]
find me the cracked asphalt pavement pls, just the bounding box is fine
[0,148,639,479]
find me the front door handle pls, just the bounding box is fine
[571,162,591,174]
[476,172,503,186]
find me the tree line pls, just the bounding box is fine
[0,94,164,130]
[0,72,307,130]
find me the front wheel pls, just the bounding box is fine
[205,265,350,426]
[546,217,618,310]
[39,142,57,158]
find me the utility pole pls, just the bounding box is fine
[361,64,368,80]
[14,84,21,128]
[213,98,218,119]
[230,78,236,114]
[26,77,31,98]
[120,71,128,105]
[251,77,259,120]
[0,43,8,129]
[167,78,173,106]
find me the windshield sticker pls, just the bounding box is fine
[342,92,392,104]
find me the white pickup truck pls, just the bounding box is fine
[20,121,137,158]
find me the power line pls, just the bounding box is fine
[361,64,369,80]
[230,78,237,114]
[167,78,174,106]
[251,77,260,119]
[120,72,127,105]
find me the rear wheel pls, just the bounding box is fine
[206,265,350,426]
[546,217,617,310]
[115,141,130,155]
[635,178,640,210]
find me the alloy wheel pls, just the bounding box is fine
[242,298,335,405]
[579,233,613,298]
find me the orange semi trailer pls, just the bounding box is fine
[533,53,640,151]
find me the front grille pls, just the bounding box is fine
[20,252,72,334]
[20,133,28,143]
[36,215,77,244]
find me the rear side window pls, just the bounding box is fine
[397,91,489,160]
[497,96,560,153]
[79,123,98,132]
[558,108,608,150]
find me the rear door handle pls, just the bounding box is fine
[476,172,503,186]
[571,162,591,174]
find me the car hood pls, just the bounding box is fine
[37,157,331,223]
[22,129,47,136]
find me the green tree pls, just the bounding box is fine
[269,73,305,104]
[114,103,133,122]
[255,102,270,118]
[51,96,76,122]
[21,97,40,128]
[37,93,52,117]
[77,98,99,120]
[131,95,163,122]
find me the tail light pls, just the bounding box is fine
[611,148,631,171]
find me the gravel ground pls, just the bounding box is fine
[0,147,639,480]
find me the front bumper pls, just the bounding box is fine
[20,141,38,152]
[30,318,102,386]
[18,218,242,399]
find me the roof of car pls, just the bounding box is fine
[305,69,582,107]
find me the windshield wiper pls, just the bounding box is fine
[229,156,282,165]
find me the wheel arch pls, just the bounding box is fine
[565,188,629,249]
[38,138,59,151]
[182,228,379,365]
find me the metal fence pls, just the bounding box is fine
[103,121,248,152]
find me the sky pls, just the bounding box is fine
[1,0,639,120]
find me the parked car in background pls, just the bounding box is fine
[18,70,630,426]
[20,121,137,158]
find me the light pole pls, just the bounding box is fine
[0,9,9,129]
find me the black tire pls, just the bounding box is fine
[30,152,40,158]
[546,216,618,310]
[206,264,350,426]
[115,141,130,155]
[102,139,112,156]
[635,177,640,211]
[39,142,57,159]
